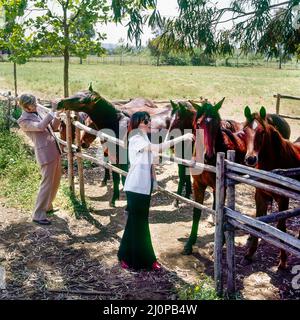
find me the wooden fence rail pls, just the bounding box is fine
[274,93,300,120]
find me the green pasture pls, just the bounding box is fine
[1,61,300,132]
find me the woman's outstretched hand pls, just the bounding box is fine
[183,133,194,142]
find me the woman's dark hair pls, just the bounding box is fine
[128,111,151,135]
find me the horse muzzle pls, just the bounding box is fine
[81,142,90,149]
[245,155,258,167]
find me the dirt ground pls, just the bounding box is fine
[0,141,300,300]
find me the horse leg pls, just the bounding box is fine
[185,169,192,199]
[101,168,110,187]
[183,179,206,255]
[245,189,270,262]
[174,164,185,207]
[276,197,289,270]
[119,163,128,186]
[110,171,120,208]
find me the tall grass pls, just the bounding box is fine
[0,130,41,210]
[1,62,299,107]
[1,61,300,138]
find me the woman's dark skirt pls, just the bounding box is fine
[118,191,156,270]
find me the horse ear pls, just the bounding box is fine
[170,100,179,112]
[214,97,225,111]
[260,106,267,119]
[89,82,93,92]
[189,100,201,112]
[244,106,252,121]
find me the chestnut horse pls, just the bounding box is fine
[242,106,298,269]
[180,99,246,254]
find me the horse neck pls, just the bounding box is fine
[258,125,300,170]
[89,97,121,131]
[180,113,195,132]
[214,122,226,152]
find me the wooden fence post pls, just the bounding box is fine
[75,112,85,203]
[6,91,11,130]
[276,94,281,115]
[214,152,225,296]
[226,150,236,296]
[66,111,75,192]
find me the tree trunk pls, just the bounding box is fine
[156,54,160,66]
[63,6,74,193]
[64,48,69,97]
[13,62,17,97]
[80,57,83,64]
[279,56,282,69]
[63,8,69,98]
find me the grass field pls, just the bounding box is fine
[1,61,300,136]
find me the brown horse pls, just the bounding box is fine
[79,103,169,189]
[242,106,299,269]
[177,99,246,254]
[80,98,171,148]
[57,85,172,207]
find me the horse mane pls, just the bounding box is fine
[264,123,300,165]
[221,128,246,159]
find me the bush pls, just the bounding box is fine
[0,131,41,210]
[191,53,216,66]
[163,54,189,66]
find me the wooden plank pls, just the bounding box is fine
[157,186,216,215]
[66,111,75,192]
[73,121,125,148]
[160,154,216,173]
[225,150,236,295]
[214,152,225,296]
[226,172,300,202]
[225,208,300,249]
[257,207,300,224]
[226,160,300,193]
[278,114,300,121]
[275,94,281,115]
[76,152,216,215]
[273,94,300,101]
[272,168,300,177]
[228,218,300,258]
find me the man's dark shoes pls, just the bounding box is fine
[33,219,51,225]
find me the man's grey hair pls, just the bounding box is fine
[19,94,37,109]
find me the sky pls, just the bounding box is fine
[98,0,180,45]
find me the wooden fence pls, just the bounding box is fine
[1,92,300,298]
[274,93,300,120]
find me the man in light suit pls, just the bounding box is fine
[18,94,62,225]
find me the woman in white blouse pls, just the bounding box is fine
[118,111,194,271]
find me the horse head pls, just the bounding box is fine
[168,100,196,132]
[57,84,102,113]
[243,106,268,167]
[190,97,225,162]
